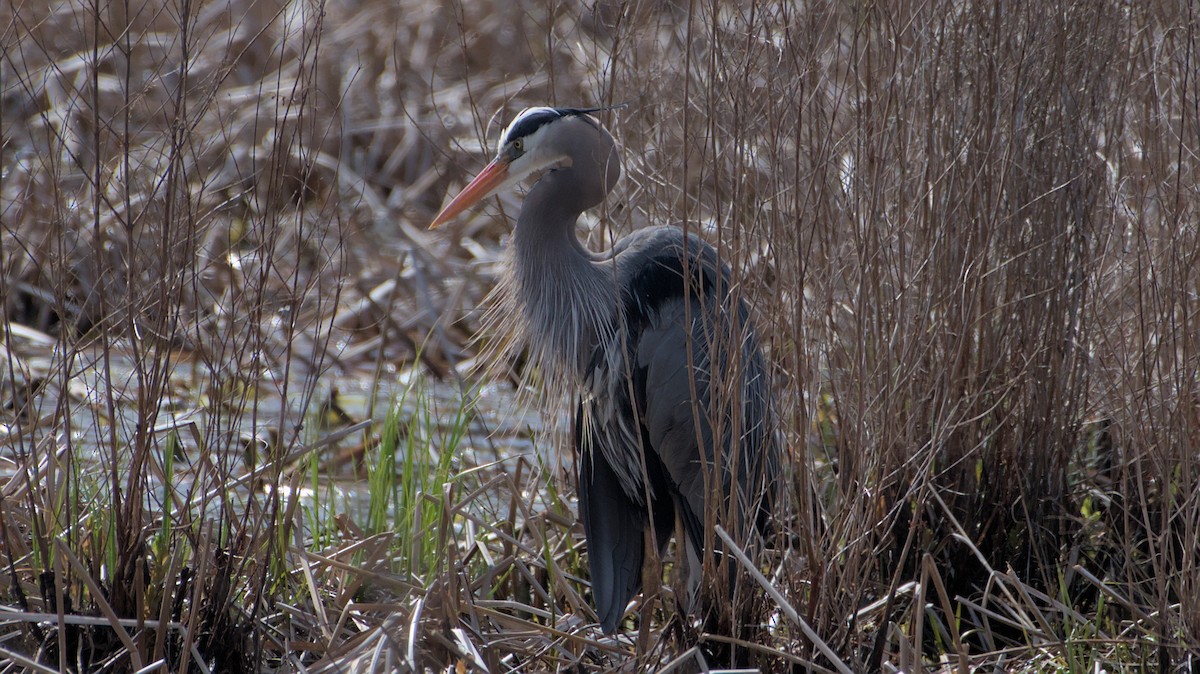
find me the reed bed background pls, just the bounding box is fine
[1,0,1197,671]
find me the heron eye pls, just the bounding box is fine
[513,138,524,153]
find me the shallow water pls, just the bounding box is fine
[0,332,557,526]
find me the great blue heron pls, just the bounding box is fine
[430,106,778,634]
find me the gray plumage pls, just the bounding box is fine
[431,106,778,634]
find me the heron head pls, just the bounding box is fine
[429,106,611,229]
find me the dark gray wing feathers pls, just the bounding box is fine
[576,225,777,634]
[576,414,646,634]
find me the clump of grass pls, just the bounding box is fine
[373,380,465,577]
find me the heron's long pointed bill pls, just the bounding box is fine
[429,158,510,229]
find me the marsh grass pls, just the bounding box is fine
[2,0,1198,671]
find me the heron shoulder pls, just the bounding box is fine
[612,225,731,324]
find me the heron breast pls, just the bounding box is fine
[578,342,652,507]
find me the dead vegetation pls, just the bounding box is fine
[1,0,1197,671]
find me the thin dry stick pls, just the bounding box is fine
[54,539,144,670]
[0,645,60,674]
[912,554,926,674]
[921,553,970,673]
[292,494,333,643]
[1071,564,1155,625]
[715,525,852,674]
[703,633,832,670]
[0,610,185,631]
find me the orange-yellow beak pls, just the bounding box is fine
[429,158,511,229]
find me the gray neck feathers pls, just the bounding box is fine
[502,119,622,394]
[509,170,617,391]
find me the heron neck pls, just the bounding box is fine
[513,170,594,256]
[511,170,616,381]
